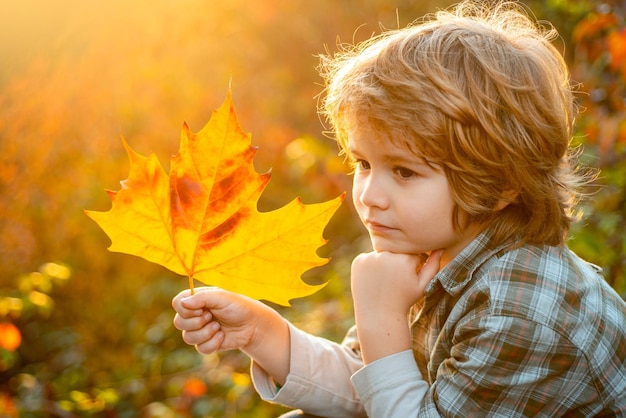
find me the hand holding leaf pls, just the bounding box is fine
[86,91,343,306]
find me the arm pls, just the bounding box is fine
[172,287,290,384]
[418,315,593,417]
[173,288,369,416]
[351,250,442,364]
[348,250,442,417]
[251,323,367,417]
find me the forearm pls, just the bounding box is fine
[351,350,429,417]
[350,250,439,364]
[251,323,367,416]
[355,309,412,364]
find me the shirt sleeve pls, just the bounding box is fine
[250,322,367,417]
[418,315,595,417]
[351,349,429,417]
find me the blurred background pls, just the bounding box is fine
[0,0,624,416]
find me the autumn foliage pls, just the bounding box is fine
[0,323,21,352]
[87,92,343,305]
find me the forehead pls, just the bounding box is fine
[343,117,445,173]
[344,117,424,159]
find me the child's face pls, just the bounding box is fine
[348,129,479,266]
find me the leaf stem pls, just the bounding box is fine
[188,276,195,295]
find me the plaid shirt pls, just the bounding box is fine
[409,233,626,416]
[252,232,626,417]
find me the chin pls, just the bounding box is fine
[371,241,408,253]
[371,239,428,255]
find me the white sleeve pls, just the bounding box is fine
[351,349,429,417]
[251,322,367,417]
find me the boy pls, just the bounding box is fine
[172,1,626,416]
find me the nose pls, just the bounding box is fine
[354,171,389,210]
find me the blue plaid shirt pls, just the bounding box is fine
[253,232,626,417]
[409,232,626,416]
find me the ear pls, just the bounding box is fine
[494,189,519,211]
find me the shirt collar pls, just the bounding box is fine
[428,231,508,296]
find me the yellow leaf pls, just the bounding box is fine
[86,90,344,306]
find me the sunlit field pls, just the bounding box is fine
[1,0,624,416]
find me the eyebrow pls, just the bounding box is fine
[348,144,428,167]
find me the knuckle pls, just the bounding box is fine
[182,331,194,345]
[196,339,218,355]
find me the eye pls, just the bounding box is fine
[356,159,371,170]
[394,166,417,179]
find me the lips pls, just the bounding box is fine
[364,219,396,233]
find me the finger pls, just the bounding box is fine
[173,310,212,331]
[172,288,193,312]
[173,302,205,319]
[182,320,221,346]
[195,330,226,355]
[174,291,214,319]
[419,249,444,280]
[180,287,223,310]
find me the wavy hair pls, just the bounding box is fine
[319,0,589,248]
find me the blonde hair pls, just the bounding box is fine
[319,0,586,248]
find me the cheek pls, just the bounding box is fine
[351,180,371,224]
[351,182,363,213]
[351,176,361,202]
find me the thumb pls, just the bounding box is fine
[418,249,443,281]
[181,293,208,310]
[181,287,223,310]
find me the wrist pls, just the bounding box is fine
[241,302,283,354]
[241,305,291,385]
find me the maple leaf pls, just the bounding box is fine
[86,90,344,306]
